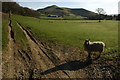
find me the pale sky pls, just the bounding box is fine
[13,0,119,15]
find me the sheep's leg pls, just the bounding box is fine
[88,52,91,59]
[97,52,101,58]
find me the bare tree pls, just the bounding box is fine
[96,8,106,22]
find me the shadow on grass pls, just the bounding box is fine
[40,58,94,75]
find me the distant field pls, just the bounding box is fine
[39,15,85,20]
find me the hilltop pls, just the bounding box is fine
[37,5,97,19]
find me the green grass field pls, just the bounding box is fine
[3,14,118,58]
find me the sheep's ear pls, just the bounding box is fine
[85,39,88,41]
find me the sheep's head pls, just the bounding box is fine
[84,39,90,45]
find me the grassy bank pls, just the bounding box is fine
[2,13,9,51]
[11,20,28,50]
[2,13,28,51]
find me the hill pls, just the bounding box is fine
[37,5,97,19]
[2,2,40,17]
[70,8,97,17]
[37,5,71,17]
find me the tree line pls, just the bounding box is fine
[2,2,40,18]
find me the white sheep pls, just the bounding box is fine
[84,39,105,58]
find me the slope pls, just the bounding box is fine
[37,5,97,18]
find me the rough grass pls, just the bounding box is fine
[11,20,28,50]
[12,14,118,58]
[2,13,28,51]
[2,14,9,51]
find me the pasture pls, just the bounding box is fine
[4,14,118,58]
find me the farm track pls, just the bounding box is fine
[2,20,15,78]
[2,20,119,79]
[17,22,97,78]
[17,22,73,78]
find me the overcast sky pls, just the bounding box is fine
[13,0,119,15]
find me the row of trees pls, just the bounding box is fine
[2,2,40,17]
[88,8,119,22]
[86,14,118,21]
